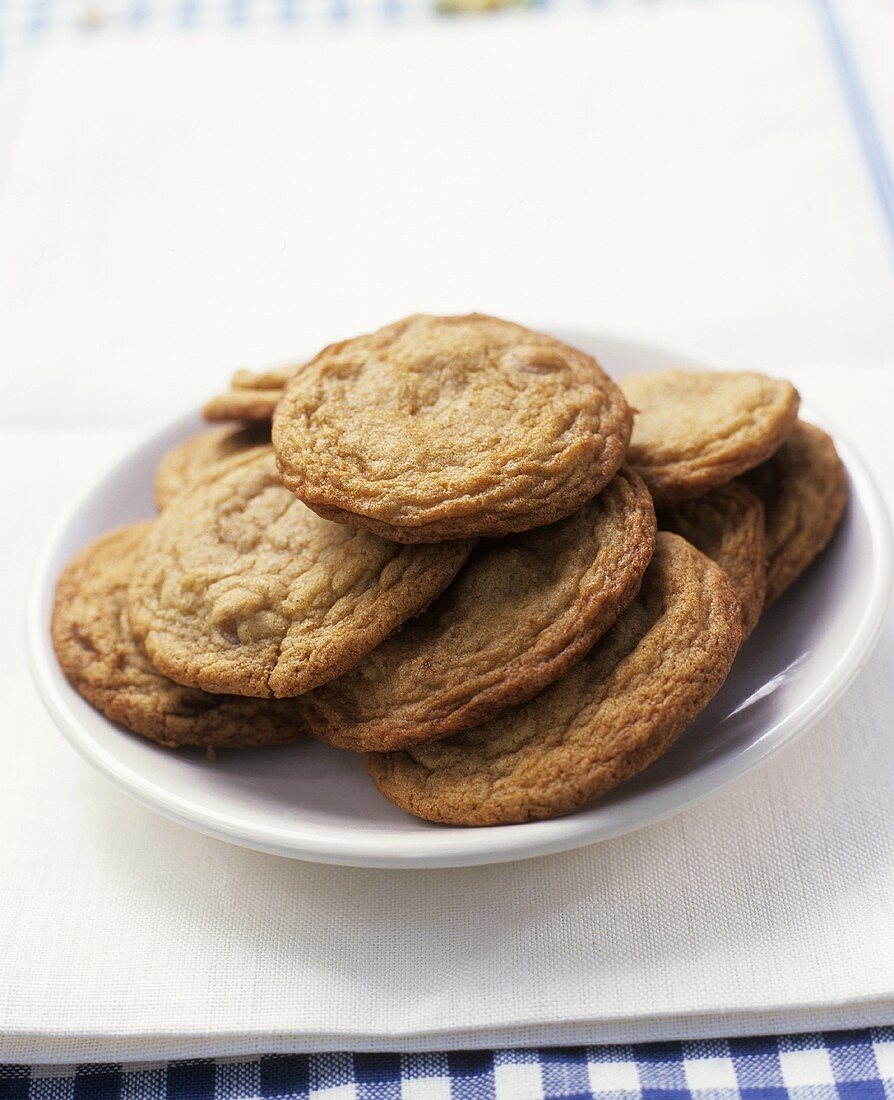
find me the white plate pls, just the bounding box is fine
[27,333,893,869]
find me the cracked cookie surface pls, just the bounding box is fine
[128,449,474,698]
[366,532,742,825]
[52,522,308,748]
[744,420,847,607]
[203,363,300,423]
[301,468,656,752]
[154,425,270,509]
[659,481,766,637]
[272,314,632,542]
[621,369,799,503]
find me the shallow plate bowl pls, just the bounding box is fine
[27,332,893,867]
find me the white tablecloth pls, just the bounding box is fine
[2,362,894,1062]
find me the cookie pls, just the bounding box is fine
[621,369,799,503]
[272,314,632,542]
[744,420,847,607]
[203,364,299,423]
[128,449,474,698]
[52,523,308,749]
[301,468,656,751]
[154,425,270,509]
[366,532,742,826]
[659,482,766,637]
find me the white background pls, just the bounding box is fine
[1,0,893,430]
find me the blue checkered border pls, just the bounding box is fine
[0,0,658,71]
[2,1028,894,1099]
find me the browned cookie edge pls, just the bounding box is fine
[302,468,657,750]
[659,481,766,637]
[745,420,848,607]
[366,532,742,825]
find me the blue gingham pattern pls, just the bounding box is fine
[2,1030,894,1099]
[0,0,689,84]
[0,0,623,69]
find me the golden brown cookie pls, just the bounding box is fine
[202,364,300,423]
[52,523,308,749]
[272,314,632,543]
[154,425,270,509]
[621,369,799,503]
[128,449,474,698]
[301,468,656,752]
[744,420,847,607]
[659,482,766,637]
[366,532,742,826]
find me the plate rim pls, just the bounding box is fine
[26,332,894,868]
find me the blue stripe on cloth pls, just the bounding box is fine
[166,1061,215,1100]
[127,0,152,29]
[178,0,200,30]
[354,1052,402,1099]
[812,0,894,263]
[23,0,55,41]
[73,1067,123,1100]
[838,1084,888,1100]
[1,1029,894,1100]
[258,1054,309,1097]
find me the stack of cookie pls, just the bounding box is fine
[52,314,847,826]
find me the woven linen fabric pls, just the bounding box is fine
[0,365,892,1064]
[2,1031,894,1099]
